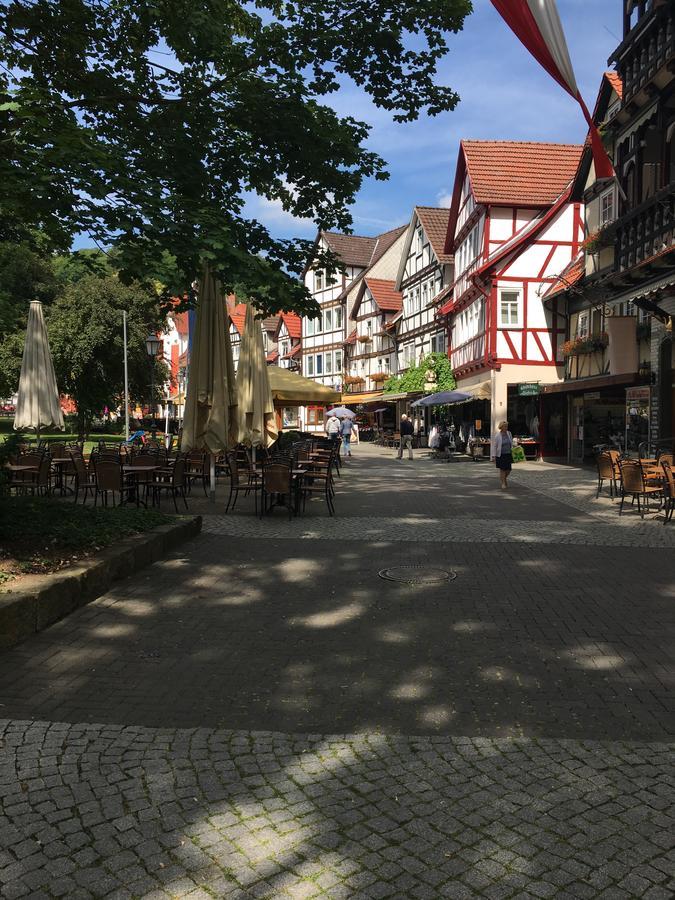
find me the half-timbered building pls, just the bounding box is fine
[273,312,302,371]
[301,227,404,430]
[441,140,584,448]
[393,207,453,371]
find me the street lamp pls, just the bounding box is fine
[146,333,162,431]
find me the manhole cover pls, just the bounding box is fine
[378,566,456,585]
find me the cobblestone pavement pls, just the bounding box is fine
[0,445,673,898]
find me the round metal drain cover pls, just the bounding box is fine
[378,566,456,585]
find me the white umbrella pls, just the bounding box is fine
[181,263,238,499]
[14,301,64,437]
[236,303,278,459]
[324,406,356,419]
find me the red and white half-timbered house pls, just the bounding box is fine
[273,312,302,371]
[441,141,584,440]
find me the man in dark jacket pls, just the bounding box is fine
[397,414,414,460]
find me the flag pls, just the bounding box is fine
[491,0,615,180]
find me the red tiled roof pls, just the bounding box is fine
[415,208,453,264]
[345,328,358,345]
[365,278,402,313]
[543,253,585,300]
[263,315,280,332]
[283,344,302,359]
[266,350,279,363]
[280,312,302,340]
[605,71,623,101]
[321,225,407,271]
[229,303,247,335]
[462,140,584,207]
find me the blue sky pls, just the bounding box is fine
[247,0,621,241]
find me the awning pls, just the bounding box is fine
[542,372,637,395]
[267,366,341,404]
[341,391,384,404]
[462,380,491,400]
[382,391,423,402]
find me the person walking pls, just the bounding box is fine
[340,415,356,457]
[491,420,513,490]
[325,411,340,445]
[398,414,414,460]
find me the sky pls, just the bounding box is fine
[245,0,621,242]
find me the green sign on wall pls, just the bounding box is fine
[517,383,541,397]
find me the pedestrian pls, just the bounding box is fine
[325,411,340,445]
[397,414,414,460]
[491,420,513,490]
[340,415,356,457]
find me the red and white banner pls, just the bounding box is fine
[491,0,615,180]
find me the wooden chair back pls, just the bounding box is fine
[262,461,292,496]
[620,459,643,493]
[95,461,123,493]
[597,452,614,480]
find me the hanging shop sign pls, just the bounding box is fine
[517,383,540,397]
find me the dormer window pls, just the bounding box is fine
[315,270,324,291]
[600,189,615,226]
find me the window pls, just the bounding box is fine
[306,355,314,376]
[307,406,324,426]
[325,353,332,374]
[305,317,314,337]
[414,287,421,312]
[315,270,324,291]
[367,320,372,338]
[324,309,332,331]
[576,312,589,338]
[431,332,447,354]
[334,350,342,372]
[335,307,343,329]
[316,353,323,375]
[422,282,429,308]
[499,290,521,327]
[416,227,424,254]
[600,189,615,226]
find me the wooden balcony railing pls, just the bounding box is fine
[615,185,675,270]
[620,8,675,103]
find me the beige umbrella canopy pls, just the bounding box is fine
[14,301,64,434]
[236,303,278,449]
[267,367,341,404]
[181,264,238,457]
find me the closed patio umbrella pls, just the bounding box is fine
[236,303,278,453]
[14,301,64,436]
[181,263,238,499]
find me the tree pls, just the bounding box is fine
[0,0,472,315]
[384,352,456,394]
[46,275,168,434]
[0,241,58,337]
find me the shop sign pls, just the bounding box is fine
[517,383,540,396]
[584,391,601,400]
[626,386,650,404]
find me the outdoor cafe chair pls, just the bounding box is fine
[300,459,335,516]
[94,461,134,507]
[660,460,675,525]
[618,458,661,518]
[185,450,209,497]
[596,451,619,500]
[70,450,96,504]
[260,460,295,519]
[224,451,261,515]
[152,457,188,512]
[8,451,44,495]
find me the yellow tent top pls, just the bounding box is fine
[267,366,341,404]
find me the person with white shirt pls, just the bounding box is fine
[491,420,513,491]
[325,412,340,445]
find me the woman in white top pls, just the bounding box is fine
[491,420,513,490]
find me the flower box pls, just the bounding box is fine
[562,333,609,357]
[357,334,372,344]
[343,375,365,385]
[370,372,388,383]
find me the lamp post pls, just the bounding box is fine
[145,333,162,434]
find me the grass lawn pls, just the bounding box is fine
[0,428,127,455]
[0,496,170,586]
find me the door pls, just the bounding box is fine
[571,397,584,463]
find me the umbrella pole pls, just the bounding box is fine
[209,453,216,503]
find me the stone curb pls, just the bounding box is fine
[0,516,202,650]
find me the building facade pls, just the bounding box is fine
[441,140,585,452]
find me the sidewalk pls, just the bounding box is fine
[0,444,672,899]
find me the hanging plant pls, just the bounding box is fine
[370,372,388,383]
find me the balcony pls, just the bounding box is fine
[617,4,675,105]
[615,185,675,270]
